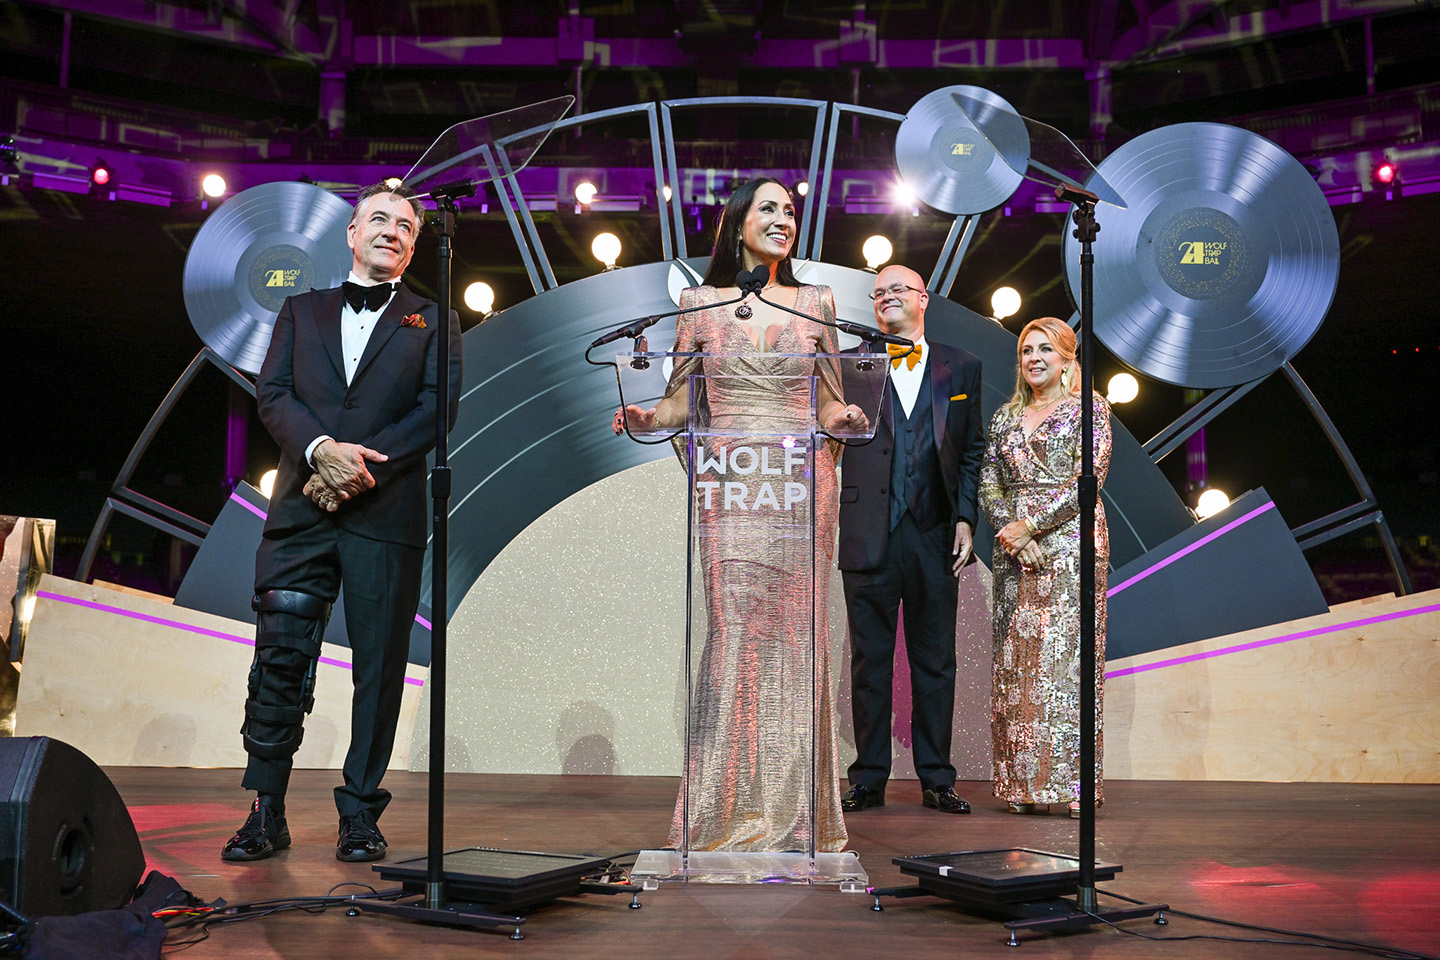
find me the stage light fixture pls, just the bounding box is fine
[89,161,111,187]
[990,286,1021,321]
[862,235,892,271]
[259,469,277,499]
[384,177,403,189]
[891,179,915,208]
[591,232,622,270]
[574,181,597,205]
[463,281,496,316]
[1106,373,1139,404]
[1196,488,1231,520]
[662,184,672,202]
[201,174,227,198]
[1373,160,1397,185]
[796,180,809,197]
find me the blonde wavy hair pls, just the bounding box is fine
[1001,316,1081,420]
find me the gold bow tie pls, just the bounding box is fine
[887,342,922,370]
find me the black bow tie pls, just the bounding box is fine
[342,280,397,313]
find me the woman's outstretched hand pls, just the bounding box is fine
[613,404,658,435]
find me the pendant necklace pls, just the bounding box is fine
[734,283,774,321]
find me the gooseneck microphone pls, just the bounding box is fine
[587,265,770,350]
[745,270,915,348]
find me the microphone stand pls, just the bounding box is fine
[358,180,527,935]
[1057,181,1100,913]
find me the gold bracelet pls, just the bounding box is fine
[1023,517,1038,535]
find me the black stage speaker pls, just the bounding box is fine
[0,737,145,917]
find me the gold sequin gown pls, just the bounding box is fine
[662,283,848,854]
[979,395,1111,806]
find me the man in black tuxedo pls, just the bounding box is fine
[221,182,461,863]
[838,264,983,815]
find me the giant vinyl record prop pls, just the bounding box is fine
[183,182,354,375]
[1066,122,1339,389]
[895,85,1029,216]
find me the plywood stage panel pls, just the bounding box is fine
[1106,588,1440,782]
[15,575,425,769]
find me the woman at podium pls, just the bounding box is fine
[615,178,861,854]
[979,316,1112,818]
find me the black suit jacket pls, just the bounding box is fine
[256,282,463,549]
[837,340,983,571]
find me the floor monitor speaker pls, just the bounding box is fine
[0,736,145,917]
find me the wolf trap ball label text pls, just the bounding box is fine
[694,443,809,512]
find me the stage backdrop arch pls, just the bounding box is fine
[414,259,1215,777]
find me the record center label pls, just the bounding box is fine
[935,123,988,173]
[249,245,315,313]
[1155,209,1246,300]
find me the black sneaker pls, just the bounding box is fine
[221,796,291,861]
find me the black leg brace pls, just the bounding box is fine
[241,589,331,760]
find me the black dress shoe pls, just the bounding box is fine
[922,785,972,814]
[221,796,290,862]
[336,811,387,862]
[841,783,885,812]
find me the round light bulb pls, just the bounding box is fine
[574,181,598,205]
[259,468,278,499]
[1106,373,1139,404]
[1196,488,1231,520]
[464,281,496,314]
[201,173,227,198]
[796,180,809,197]
[591,232,622,268]
[990,286,1021,321]
[662,184,672,201]
[862,235,893,270]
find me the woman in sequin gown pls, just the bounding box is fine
[614,179,864,853]
[979,317,1111,815]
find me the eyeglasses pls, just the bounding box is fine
[869,283,923,301]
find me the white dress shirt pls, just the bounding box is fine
[889,334,929,419]
[305,272,398,466]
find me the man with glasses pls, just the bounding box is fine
[838,263,984,815]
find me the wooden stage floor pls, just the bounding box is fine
[110,768,1439,959]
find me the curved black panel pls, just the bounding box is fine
[434,262,1195,616]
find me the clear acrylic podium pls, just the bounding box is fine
[613,348,887,886]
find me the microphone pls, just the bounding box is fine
[589,316,662,349]
[736,263,768,295]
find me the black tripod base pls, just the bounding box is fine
[874,849,1166,945]
[354,849,643,938]
[354,894,526,939]
[1000,898,1168,946]
[867,885,1167,946]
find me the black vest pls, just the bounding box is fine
[888,368,948,532]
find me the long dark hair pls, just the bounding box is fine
[700,176,801,288]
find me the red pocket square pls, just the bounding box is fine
[401,313,426,328]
